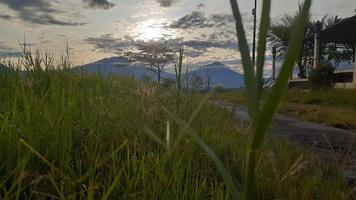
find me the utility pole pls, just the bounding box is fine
[252,0,257,70]
[272,46,276,80]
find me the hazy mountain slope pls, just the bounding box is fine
[189,61,245,89]
[74,56,175,80]
[77,58,245,88]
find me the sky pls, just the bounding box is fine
[0,0,355,73]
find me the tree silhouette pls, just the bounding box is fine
[125,41,175,83]
[268,6,351,78]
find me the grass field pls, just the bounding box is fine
[211,89,356,132]
[0,70,353,199]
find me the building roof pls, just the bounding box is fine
[334,68,354,74]
[306,15,356,44]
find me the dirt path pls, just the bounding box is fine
[212,100,356,186]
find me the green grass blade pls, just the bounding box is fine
[242,1,271,195]
[19,139,70,180]
[230,0,258,119]
[101,168,125,200]
[256,0,271,99]
[252,0,312,149]
[242,1,312,198]
[143,127,166,147]
[163,107,240,200]
[172,92,212,150]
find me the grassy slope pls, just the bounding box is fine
[0,71,352,199]
[212,89,356,132]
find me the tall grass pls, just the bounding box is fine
[170,0,314,199]
[0,69,351,199]
[0,1,354,198]
[229,0,312,198]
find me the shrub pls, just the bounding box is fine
[308,62,335,90]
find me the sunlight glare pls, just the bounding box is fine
[135,19,174,41]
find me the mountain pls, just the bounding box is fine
[189,61,245,89]
[76,57,244,89]
[0,63,11,73]
[73,56,175,80]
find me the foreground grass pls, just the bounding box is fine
[212,89,356,132]
[0,71,352,199]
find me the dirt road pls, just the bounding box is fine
[212,100,356,186]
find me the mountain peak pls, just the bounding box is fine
[205,61,225,67]
[95,56,129,64]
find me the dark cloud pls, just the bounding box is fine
[40,40,51,45]
[85,33,237,58]
[168,11,241,54]
[23,13,87,26]
[84,34,135,53]
[210,14,235,27]
[82,0,115,9]
[170,11,238,29]
[0,0,87,26]
[197,3,205,9]
[0,14,13,20]
[169,10,254,54]
[57,34,68,38]
[181,40,237,51]
[183,48,205,57]
[170,11,213,29]
[156,0,179,7]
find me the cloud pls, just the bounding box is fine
[167,11,241,55]
[169,11,239,29]
[0,41,23,58]
[0,0,87,26]
[85,33,238,59]
[84,34,135,53]
[57,34,68,38]
[196,3,205,9]
[40,40,51,45]
[0,14,13,20]
[170,11,213,29]
[181,40,236,51]
[210,14,235,27]
[23,13,88,26]
[168,10,255,54]
[82,0,115,9]
[156,0,179,7]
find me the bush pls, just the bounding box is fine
[308,62,335,90]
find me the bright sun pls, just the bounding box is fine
[140,26,164,41]
[135,19,174,41]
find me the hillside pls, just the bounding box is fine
[77,58,245,89]
[74,57,175,80]
[192,61,245,89]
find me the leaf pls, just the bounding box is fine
[230,0,258,119]
[256,0,271,100]
[252,0,312,149]
[163,106,240,200]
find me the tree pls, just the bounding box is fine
[205,68,213,90]
[308,62,335,90]
[268,5,309,57]
[190,73,204,91]
[268,7,347,78]
[308,16,354,68]
[125,41,175,83]
[268,5,310,78]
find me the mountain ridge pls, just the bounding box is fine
[75,57,245,88]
